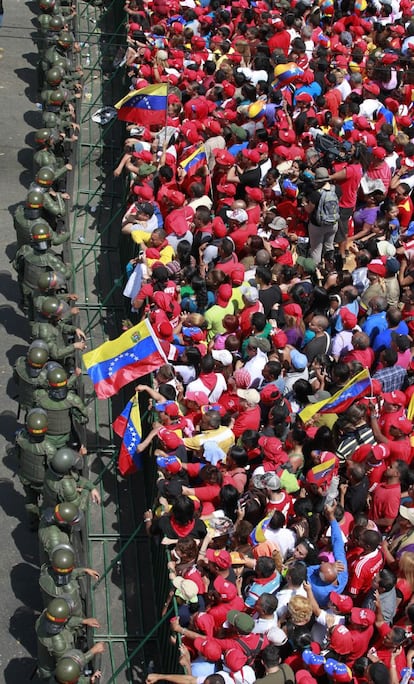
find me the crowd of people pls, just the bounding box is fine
[110,0,414,683]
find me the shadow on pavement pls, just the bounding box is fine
[4,656,39,683]
[9,605,38,658]
[11,563,42,612]
[0,305,30,339]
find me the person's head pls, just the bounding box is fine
[293,538,319,565]
[367,662,391,684]
[261,644,281,670]
[318,561,338,584]
[173,537,198,564]
[369,295,388,313]
[399,552,414,590]
[219,484,239,521]
[226,445,248,469]
[256,556,276,579]
[288,595,313,625]
[255,592,278,618]
[372,568,396,594]
[286,562,307,588]
[386,306,402,328]
[171,495,195,525]
[360,529,382,553]
[200,409,221,432]
[379,348,398,368]
[268,510,285,532]
[352,331,370,350]
[382,626,406,650]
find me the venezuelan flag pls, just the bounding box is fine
[299,369,371,424]
[113,396,142,475]
[83,319,167,399]
[114,84,168,125]
[179,144,207,177]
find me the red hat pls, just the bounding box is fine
[296,92,313,104]
[157,320,173,341]
[273,145,290,158]
[165,189,186,207]
[242,148,260,164]
[329,625,353,655]
[284,303,303,318]
[256,142,269,154]
[132,150,154,163]
[279,129,296,143]
[258,435,284,460]
[213,575,237,601]
[270,237,290,251]
[384,97,399,113]
[224,648,248,672]
[185,391,209,406]
[340,308,358,329]
[329,592,353,613]
[367,259,387,277]
[273,17,285,28]
[383,390,407,406]
[194,612,215,636]
[245,186,264,202]
[152,291,173,311]
[350,607,375,627]
[191,36,206,48]
[217,182,237,196]
[205,118,222,136]
[270,329,288,348]
[165,403,180,418]
[382,52,400,65]
[133,184,154,201]
[214,148,236,166]
[158,427,183,451]
[231,266,245,286]
[388,416,413,435]
[193,637,222,662]
[372,146,386,160]
[222,81,236,98]
[371,443,391,461]
[296,670,317,684]
[354,115,371,130]
[217,283,233,307]
[364,81,380,96]
[212,216,227,239]
[206,548,232,569]
[391,24,405,36]
[260,384,282,405]
[351,444,373,463]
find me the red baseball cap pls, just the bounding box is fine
[217,182,237,196]
[185,391,209,406]
[213,575,237,601]
[329,625,353,655]
[214,148,235,166]
[242,148,260,164]
[350,607,375,627]
[388,416,413,435]
[193,637,222,662]
[329,592,353,613]
[231,265,245,286]
[383,390,407,406]
[364,81,380,96]
[158,427,183,451]
[284,303,303,318]
[245,186,264,202]
[372,146,386,160]
[206,548,232,569]
[217,283,233,307]
[270,237,290,250]
[279,129,296,143]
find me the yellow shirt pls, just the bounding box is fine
[184,426,235,454]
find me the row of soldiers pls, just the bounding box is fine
[11,0,107,680]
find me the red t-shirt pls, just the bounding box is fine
[348,625,375,665]
[372,623,407,672]
[348,548,384,600]
[388,438,412,464]
[338,163,363,208]
[265,492,294,519]
[398,196,413,228]
[232,406,261,439]
[343,347,375,369]
[230,223,258,252]
[369,482,401,528]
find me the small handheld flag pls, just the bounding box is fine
[115,84,168,125]
[113,396,142,475]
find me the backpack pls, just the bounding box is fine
[315,185,340,225]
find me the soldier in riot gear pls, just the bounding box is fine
[47,643,105,684]
[34,128,72,188]
[13,341,50,414]
[38,502,83,563]
[29,165,70,219]
[15,408,56,528]
[33,366,89,448]
[36,597,100,680]
[33,271,79,323]
[39,545,100,615]
[13,191,66,249]
[42,447,101,511]
[13,224,71,313]
[30,296,87,362]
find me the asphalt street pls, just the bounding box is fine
[0,1,46,680]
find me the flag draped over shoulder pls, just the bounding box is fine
[114,84,168,125]
[113,396,142,475]
[299,369,371,424]
[83,319,167,399]
[179,144,207,177]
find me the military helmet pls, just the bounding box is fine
[26,408,48,435]
[42,112,59,127]
[39,0,56,11]
[34,128,52,145]
[51,546,75,574]
[53,502,82,527]
[45,597,70,624]
[50,447,76,474]
[41,296,65,318]
[37,271,65,291]
[47,365,68,388]
[31,224,52,249]
[57,30,73,49]
[36,166,55,187]
[29,338,49,354]
[26,190,44,210]
[48,15,64,32]
[54,56,70,71]
[54,657,81,683]
[27,345,49,369]
[48,89,66,106]
[46,66,65,86]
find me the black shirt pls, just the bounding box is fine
[235,166,262,200]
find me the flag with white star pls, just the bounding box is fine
[113,396,142,476]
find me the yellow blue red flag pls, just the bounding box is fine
[299,369,371,424]
[113,395,142,475]
[179,144,207,176]
[83,319,166,399]
[114,83,168,125]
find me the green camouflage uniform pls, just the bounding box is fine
[32,388,89,448]
[36,613,84,680]
[15,429,56,520]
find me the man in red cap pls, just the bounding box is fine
[369,460,405,533]
[366,147,391,193]
[227,149,261,201]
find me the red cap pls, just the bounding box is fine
[256,142,269,154]
[388,416,413,435]
[329,625,353,655]
[350,607,375,627]
[214,148,236,166]
[296,92,313,104]
[164,189,186,207]
[213,575,237,601]
[367,259,387,277]
[217,182,237,196]
[158,427,183,451]
[133,184,154,201]
[217,283,233,307]
[279,129,296,143]
[383,390,407,406]
[242,148,260,164]
[185,391,209,406]
[364,81,380,96]
[260,384,282,405]
[353,115,371,130]
[340,308,358,329]
[270,237,290,250]
[205,548,232,569]
[157,321,173,341]
[231,266,245,286]
[372,146,386,160]
[193,637,222,662]
[329,592,353,613]
[284,303,303,318]
[273,145,290,157]
[132,150,153,162]
[245,186,264,202]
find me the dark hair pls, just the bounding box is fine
[367,663,390,684]
[259,592,278,615]
[256,556,276,578]
[361,529,382,552]
[191,273,209,312]
[378,568,396,593]
[200,354,215,374]
[294,538,319,565]
[268,510,286,530]
[219,484,239,522]
[171,495,195,525]
[287,562,307,586]
[228,445,248,467]
[381,347,398,367]
[261,644,281,668]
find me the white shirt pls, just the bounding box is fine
[244,350,268,389]
[262,527,297,560]
[186,373,227,403]
[252,613,288,645]
[276,584,307,620]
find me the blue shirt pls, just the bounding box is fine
[372,321,409,353]
[307,520,348,608]
[362,311,388,345]
[245,573,281,608]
